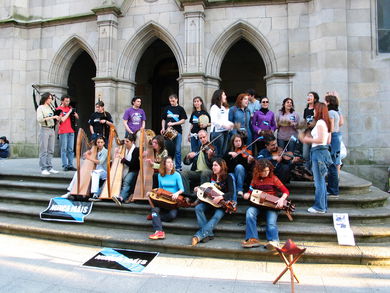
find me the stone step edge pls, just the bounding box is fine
[1,205,389,240]
[0,220,388,266]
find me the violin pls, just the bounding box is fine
[271,147,295,161]
[235,146,253,158]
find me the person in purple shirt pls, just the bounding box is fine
[122,97,146,135]
[251,96,276,152]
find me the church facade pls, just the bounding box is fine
[0,0,389,188]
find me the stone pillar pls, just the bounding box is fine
[116,79,136,137]
[92,4,121,128]
[264,72,295,110]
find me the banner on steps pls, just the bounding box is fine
[40,197,93,223]
[83,248,159,273]
[333,213,355,246]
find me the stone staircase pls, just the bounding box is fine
[0,170,389,265]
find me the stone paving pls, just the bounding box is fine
[0,233,389,293]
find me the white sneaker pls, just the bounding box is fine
[265,241,280,250]
[307,207,326,214]
[61,192,71,198]
[41,170,50,175]
[48,168,59,174]
[237,191,244,198]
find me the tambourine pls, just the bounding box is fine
[163,126,178,141]
[198,114,210,128]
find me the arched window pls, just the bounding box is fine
[377,0,390,53]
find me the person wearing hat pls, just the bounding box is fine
[0,136,9,158]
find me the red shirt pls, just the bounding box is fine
[248,174,289,197]
[57,105,74,134]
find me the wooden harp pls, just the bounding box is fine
[100,125,125,201]
[131,128,155,201]
[70,128,96,197]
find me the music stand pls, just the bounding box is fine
[273,239,306,293]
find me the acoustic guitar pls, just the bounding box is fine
[196,182,237,214]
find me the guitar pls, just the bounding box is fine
[249,189,295,221]
[196,182,237,214]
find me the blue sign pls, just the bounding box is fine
[40,197,93,223]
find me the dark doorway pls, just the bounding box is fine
[135,39,179,133]
[220,39,266,104]
[67,51,96,133]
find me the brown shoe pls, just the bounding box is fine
[241,238,262,248]
[191,236,200,246]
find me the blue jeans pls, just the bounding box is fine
[190,136,201,152]
[151,207,178,231]
[234,164,245,193]
[311,146,338,212]
[119,171,139,201]
[59,132,75,168]
[194,202,225,241]
[210,131,229,157]
[173,133,182,170]
[245,206,279,241]
[330,132,342,166]
[277,138,296,153]
[302,143,312,170]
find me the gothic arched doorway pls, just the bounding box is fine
[220,39,266,103]
[135,39,179,133]
[67,51,97,132]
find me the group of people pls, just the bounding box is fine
[36,88,344,249]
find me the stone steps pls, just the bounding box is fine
[0,170,389,264]
[0,214,388,266]
[1,200,389,243]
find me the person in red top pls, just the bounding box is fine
[57,95,79,171]
[241,158,289,249]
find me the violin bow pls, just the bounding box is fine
[275,135,297,167]
[192,132,225,157]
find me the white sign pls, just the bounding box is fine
[333,213,355,246]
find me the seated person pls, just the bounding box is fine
[257,135,300,184]
[64,136,108,200]
[192,158,234,246]
[242,159,289,250]
[147,156,184,240]
[181,130,214,192]
[0,136,9,158]
[112,133,140,205]
[224,134,255,200]
[145,135,168,187]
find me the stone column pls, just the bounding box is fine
[92,4,121,127]
[116,79,136,137]
[264,72,295,110]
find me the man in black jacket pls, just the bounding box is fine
[112,133,140,205]
[181,130,215,192]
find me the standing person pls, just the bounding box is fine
[88,100,113,144]
[325,94,342,177]
[302,91,319,170]
[161,94,187,171]
[276,98,300,153]
[0,136,9,158]
[191,158,234,246]
[36,92,60,175]
[188,96,211,152]
[228,93,252,147]
[56,95,78,171]
[112,133,140,205]
[209,89,233,157]
[252,96,277,152]
[122,97,146,142]
[147,156,184,240]
[242,159,289,249]
[299,102,338,213]
[246,88,260,117]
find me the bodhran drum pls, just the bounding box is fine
[164,127,178,141]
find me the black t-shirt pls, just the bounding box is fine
[161,105,187,133]
[88,111,113,138]
[189,110,210,134]
[303,108,314,124]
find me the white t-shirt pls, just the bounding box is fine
[210,104,230,132]
[311,119,329,147]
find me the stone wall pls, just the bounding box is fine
[0,0,389,189]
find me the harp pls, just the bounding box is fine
[70,128,96,197]
[99,125,125,201]
[131,128,155,201]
